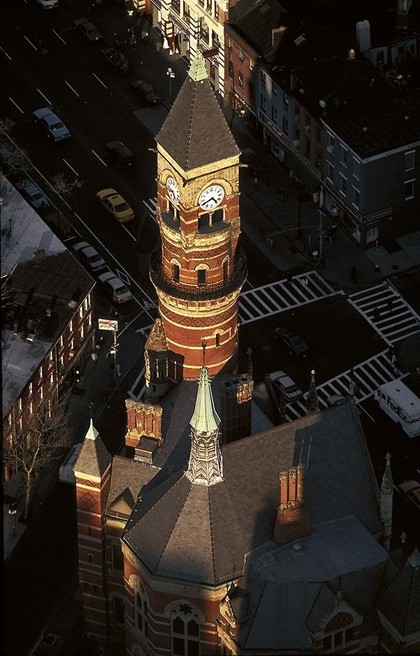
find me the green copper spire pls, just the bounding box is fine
[188,47,208,82]
[190,366,220,433]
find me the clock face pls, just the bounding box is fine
[166,176,180,205]
[198,184,225,210]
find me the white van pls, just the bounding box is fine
[374,379,420,438]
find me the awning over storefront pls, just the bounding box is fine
[283,151,320,193]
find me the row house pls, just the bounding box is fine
[1,177,95,482]
[150,0,229,93]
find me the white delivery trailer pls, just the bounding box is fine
[375,379,420,438]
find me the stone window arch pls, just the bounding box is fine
[110,593,125,626]
[135,587,148,638]
[168,603,202,656]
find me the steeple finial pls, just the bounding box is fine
[380,452,394,551]
[306,369,319,413]
[186,366,223,486]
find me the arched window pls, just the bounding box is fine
[136,590,148,638]
[222,259,229,282]
[215,333,220,347]
[323,612,356,651]
[172,263,180,282]
[171,604,200,656]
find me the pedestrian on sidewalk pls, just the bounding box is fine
[350,265,357,282]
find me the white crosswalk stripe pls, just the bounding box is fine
[239,272,343,325]
[284,350,406,421]
[348,280,420,345]
[142,197,157,222]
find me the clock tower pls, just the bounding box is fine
[150,49,247,380]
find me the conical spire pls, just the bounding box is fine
[190,366,220,433]
[188,47,208,82]
[85,417,99,440]
[306,369,319,413]
[186,366,223,486]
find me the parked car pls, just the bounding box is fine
[274,326,310,358]
[101,47,130,73]
[96,188,135,223]
[98,270,133,304]
[34,0,58,8]
[267,370,304,402]
[130,78,161,105]
[71,241,106,272]
[32,107,71,142]
[15,178,49,210]
[398,480,420,512]
[105,141,137,168]
[59,443,83,485]
[73,17,103,42]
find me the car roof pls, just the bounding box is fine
[33,107,54,118]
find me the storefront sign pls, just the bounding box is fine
[98,318,118,332]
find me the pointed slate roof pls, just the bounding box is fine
[156,49,240,171]
[75,419,112,478]
[380,452,393,495]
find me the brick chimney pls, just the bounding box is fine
[125,400,163,449]
[273,463,311,547]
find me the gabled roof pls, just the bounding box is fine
[156,50,240,172]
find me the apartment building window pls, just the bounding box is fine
[260,94,266,111]
[238,48,244,61]
[200,19,209,43]
[249,59,254,70]
[173,0,180,10]
[353,159,360,179]
[327,134,335,154]
[238,72,243,88]
[340,174,347,195]
[315,149,321,168]
[214,3,219,19]
[294,105,300,119]
[404,179,415,199]
[206,0,212,13]
[228,60,234,78]
[304,115,311,132]
[198,0,204,6]
[260,70,266,85]
[376,50,385,66]
[212,30,219,47]
[353,187,360,207]
[227,37,232,50]
[294,127,300,141]
[272,105,277,122]
[327,162,334,181]
[316,126,321,142]
[283,117,289,134]
[341,146,348,166]
[183,2,190,22]
[405,151,415,171]
[305,138,311,157]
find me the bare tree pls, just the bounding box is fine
[3,399,73,520]
[50,172,83,196]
